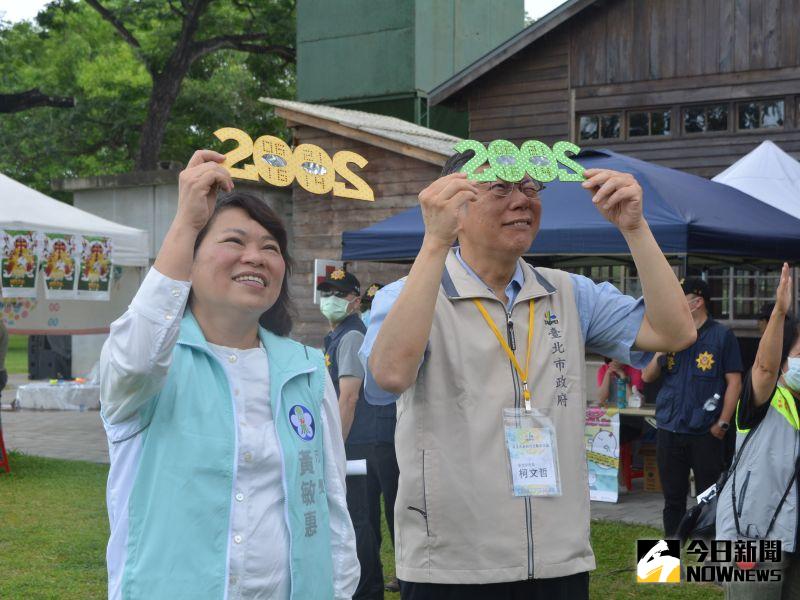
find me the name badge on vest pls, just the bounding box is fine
[503,407,562,497]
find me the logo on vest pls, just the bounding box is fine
[289,405,315,441]
[544,310,559,325]
[695,351,715,372]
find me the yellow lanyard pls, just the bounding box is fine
[473,298,535,412]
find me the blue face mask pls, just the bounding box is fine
[784,357,800,392]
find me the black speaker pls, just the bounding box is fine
[28,335,71,379]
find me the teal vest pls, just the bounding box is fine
[121,311,334,599]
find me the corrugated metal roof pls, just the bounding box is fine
[261,97,460,158]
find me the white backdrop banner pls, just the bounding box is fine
[1,265,143,334]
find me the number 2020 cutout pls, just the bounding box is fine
[454,139,586,183]
[214,127,375,201]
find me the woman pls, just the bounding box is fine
[100,150,358,600]
[716,262,800,599]
[596,357,643,405]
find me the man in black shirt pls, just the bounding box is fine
[642,278,743,538]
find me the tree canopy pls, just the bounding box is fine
[0,0,295,195]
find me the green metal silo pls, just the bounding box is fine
[296,0,523,136]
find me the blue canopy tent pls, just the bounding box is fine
[342,149,800,264]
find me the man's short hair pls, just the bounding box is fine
[441,150,476,177]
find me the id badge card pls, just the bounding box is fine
[503,407,562,497]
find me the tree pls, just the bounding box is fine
[0,1,295,194]
[0,89,74,113]
[83,0,295,170]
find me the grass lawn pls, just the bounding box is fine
[0,452,720,599]
[6,334,28,374]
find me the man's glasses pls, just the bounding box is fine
[479,180,545,199]
[320,290,351,299]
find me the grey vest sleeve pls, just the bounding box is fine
[337,330,366,380]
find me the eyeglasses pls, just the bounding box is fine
[320,290,351,299]
[479,180,546,199]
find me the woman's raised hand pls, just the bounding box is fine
[775,262,792,316]
[177,150,234,232]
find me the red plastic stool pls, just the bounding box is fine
[620,441,642,491]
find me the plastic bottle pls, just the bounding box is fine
[615,376,628,408]
[703,393,721,412]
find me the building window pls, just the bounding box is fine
[579,114,621,141]
[628,109,671,137]
[738,99,784,130]
[684,104,728,133]
[704,266,782,320]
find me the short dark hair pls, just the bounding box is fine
[441,150,476,177]
[193,191,295,337]
[757,303,775,322]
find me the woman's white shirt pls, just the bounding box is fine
[99,267,358,600]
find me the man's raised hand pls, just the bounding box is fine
[417,173,479,250]
[582,169,644,233]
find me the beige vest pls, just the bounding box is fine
[394,250,594,583]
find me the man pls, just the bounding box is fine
[360,282,401,593]
[360,154,696,599]
[318,270,384,600]
[642,277,743,538]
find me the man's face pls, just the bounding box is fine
[458,170,542,260]
[686,293,703,313]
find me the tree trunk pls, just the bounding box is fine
[135,72,185,171]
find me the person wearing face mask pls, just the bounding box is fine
[642,277,743,538]
[318,270,385,600]
[716,263,800,598]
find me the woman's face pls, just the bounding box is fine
[190,207,286,320]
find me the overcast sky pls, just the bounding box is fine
[1,0,569,25]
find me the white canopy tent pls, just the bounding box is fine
[2,173,149,266]
[1,172,148,336]
[712,140,800,219]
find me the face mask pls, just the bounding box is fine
[320,295,351,322]
[360,309,371,327]
[784,357,800,391]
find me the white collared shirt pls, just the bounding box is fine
[100,268,358,600]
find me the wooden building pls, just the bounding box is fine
[262,99,453,346]
[429,0,800,336]
[430,0,800,178]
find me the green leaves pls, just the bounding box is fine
[0,0,295,197]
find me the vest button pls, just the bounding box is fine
[235,493,244,502]
[233,534,242,544]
